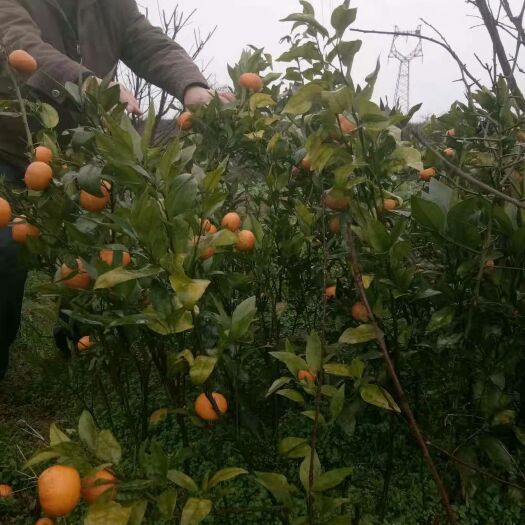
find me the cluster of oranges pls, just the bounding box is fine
[1,463,117,522]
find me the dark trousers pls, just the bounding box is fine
[0,162,27,379]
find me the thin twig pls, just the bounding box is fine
[411,130,525,209]
[344,226,458,525]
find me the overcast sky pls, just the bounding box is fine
[140,0,521,118]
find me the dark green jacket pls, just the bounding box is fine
[0,0,208,167]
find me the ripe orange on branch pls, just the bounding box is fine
[36,519,54,525]
[298,370,316,382]
[239,72,263,92]
[24,161,53,191]
[324,189,350,211]
[236,230,255,252]
[201,219,217,234]
[0,484,13,498]
[324,285,336,299]
[34,146,53,164]
[329,215,341,234]
[80,182,110,212]
[300,157,312,171]
[338,114,356,134]
[443,147,455,158]
[11,217,40,243]
[77,336,93,352]
[60,259,90,290]
[383,198,397,211]
[351,302,369,322]
[81,468,117,504]
[38,465,81,518]
[177,111,193,130]
[195,392,228,421]
[99,249,131,267]
[8,49,38,73]
[0,197,12,228]
[221,212,241,232]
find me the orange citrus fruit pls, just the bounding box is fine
[329,215,341,234]
[351,302,369,322]
[149,408,168,425]
[202,219,217,234]
[443,147,455,158]
[419,167,436,181]
[81,469,117,504]
[36,518,55,525]
[177,111,193,130]
[338,114,356,134]
[485,260,495,270]
[221,212,241,232]
[0,197,12,228]
[38,465,81,518]
[239,72,263,92]
[24,161,53,191]
[8,50,38,73]
[383,198,397,211]
[195,392,228,421]
[60,259,90,290]
[99,249,131,267]
[324,190,350,211]
[446,129,455,138]
[236,230,255,252]
[80,183,110,212]
[298,370,316,382]
[77,336,92,352]
[301,157,312,171]
[0,484,13,498]
[324,285,336,299]
[34,146,53,164]
[193,236,216,260]
[11,217,40,243]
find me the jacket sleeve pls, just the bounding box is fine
[0,0,91,102]
[119,0,209,103]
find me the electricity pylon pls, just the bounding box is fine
[388,26,423,113]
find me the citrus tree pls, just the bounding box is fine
[1,1,525,525]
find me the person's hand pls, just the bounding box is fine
[112,82,142,115]
[184,85,235,107]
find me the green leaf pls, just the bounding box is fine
[79,411,97,452]
[339,324,378,345]
[266,377,292,397]
[254,472,293,508]
[278,437,311,459]
[39,103,59,128]
[230,296,257,340]
[312,467,352,492]
[127,500,148,525]
[50,423,71,446]
[331,2,357,36]
[411,196,446,233]
[276,389,305,404]
[189,356,218,386]
[321,86,354,114]
[95,265,162,290]
[280,13,329,38]
[166,173,198,218]
[170,275,210,309]
[157,489,178,519]
[324,361,363,378]
[95,430,122,465]
[391,146,423,171]
[299,450,321,492]
[24,449,61,469]
[306,331,322,373]
[360,384,400,413]
[365,219,391,253]
[330,385,346,420]
[426,306,454,333]
[84,501,132,525]
[249,93,276,112]
[208,468,248,489]
[480,435,514,472]
[282,83,323,115]
[140,103,156,153]
[167,470,199,493]
[180,498,213,525]
[269,351,308,375]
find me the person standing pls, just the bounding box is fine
[0,0,230,378]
